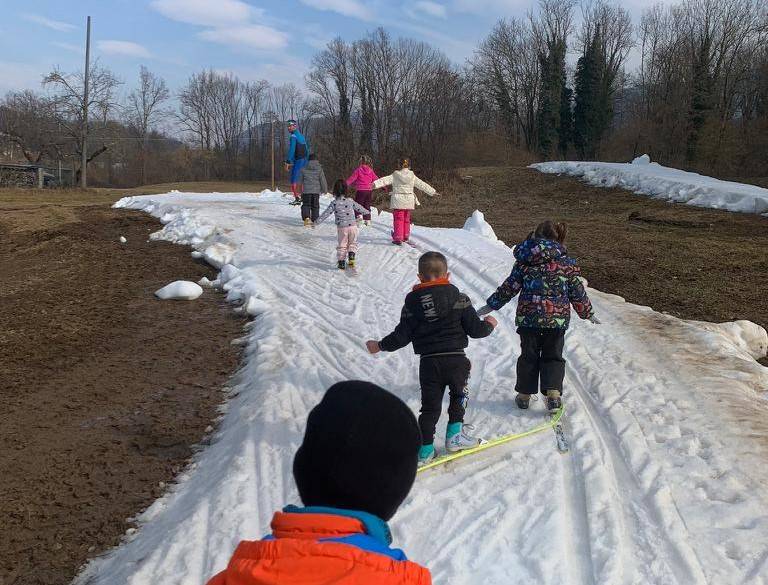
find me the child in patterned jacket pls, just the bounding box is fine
[316,179,370,270]
[478,220,598,412]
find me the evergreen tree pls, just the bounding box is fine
[559,84,573,158]
[537,41,567,159]
[574,26,602,159]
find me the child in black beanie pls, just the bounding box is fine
[205,381,432,585]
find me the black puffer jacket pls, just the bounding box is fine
[380,280,494,356]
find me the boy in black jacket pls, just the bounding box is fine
[366,251,497,466]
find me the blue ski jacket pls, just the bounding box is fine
[286,129,309,164]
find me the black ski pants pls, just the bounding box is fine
[516,327,566,395]
[301,193,320,222]
[418,354,471,445]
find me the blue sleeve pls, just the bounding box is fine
[287,135,296,163]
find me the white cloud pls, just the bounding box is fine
[97,40,153,59]
[299,0,373,21]
[52,41,85,55]
[411,1,447,19]
[21,13,76,32]
[0,61,45,93]
[199,25,289,51]
[150,0,261,27]
[451,0,527,16]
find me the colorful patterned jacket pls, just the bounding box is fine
[486,237,593,329]
[205,506,431,585]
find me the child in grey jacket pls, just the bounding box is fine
[316,180,369,270]
[299,154,328,225]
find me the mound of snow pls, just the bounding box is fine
[697,320,768,360]
[531,158,768,215]
[462,210,498,242]
[154,280,203,300]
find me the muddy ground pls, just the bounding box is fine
[0,191,244,585]
[413,166,768,363]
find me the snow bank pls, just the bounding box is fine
[695,320,768,361]
[531,156,768,215]
[154,280,203,300]
[462,210,499,242]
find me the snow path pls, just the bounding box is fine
[76,191,768,585]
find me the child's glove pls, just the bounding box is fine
[588,315,601,324]
[477,304,492,316]
[366,340,381,354]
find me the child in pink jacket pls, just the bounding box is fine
[346,154,378,226]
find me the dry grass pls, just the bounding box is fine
[0,180,273,209]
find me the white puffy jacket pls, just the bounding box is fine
[373,168,436,210]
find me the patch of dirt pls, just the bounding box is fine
[413,166,768,334]
[0,203,243,585]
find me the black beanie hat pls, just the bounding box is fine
[293,381,421,521]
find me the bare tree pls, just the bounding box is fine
[0,91,62,163]
[126,66,170,184]
[43,63,121,183]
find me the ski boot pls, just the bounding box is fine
[289,198,302,206]
[337,259,346,270]
[515,393,531,409]
[445,423,484,453]
[418,444,436,467]
[303,217,313,227]
[545,389,562,412]
[347,252,356,268]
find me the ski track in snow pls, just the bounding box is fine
[75,191,768,585]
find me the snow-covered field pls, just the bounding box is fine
[75,190,768,585]
[532,155,768,216]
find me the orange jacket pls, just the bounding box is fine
[206,508,432,585]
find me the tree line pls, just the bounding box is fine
[1,0,766,187]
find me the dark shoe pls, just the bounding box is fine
[515,393,531,410]
[545,390,562,412]
[337,260,346,270]
[392,240,402,246]
[347,252,356,268]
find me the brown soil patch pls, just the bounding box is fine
[413,166,768,333]
[0,196,243,585]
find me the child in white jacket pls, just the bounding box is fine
[373,159,439,245]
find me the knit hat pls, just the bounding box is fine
[293,381,421,521]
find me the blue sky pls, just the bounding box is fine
[0,0,654,96]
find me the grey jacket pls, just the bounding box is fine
[317,197,369,227]
[300,159,328,194]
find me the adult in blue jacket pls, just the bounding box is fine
[285,120,309,204]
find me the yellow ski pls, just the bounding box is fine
[417,406,566,474]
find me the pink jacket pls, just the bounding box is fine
[346,165,379,192]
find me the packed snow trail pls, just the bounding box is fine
[76,191,768,585]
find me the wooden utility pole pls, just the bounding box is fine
[80,15,91,188]
[271,117,275,191]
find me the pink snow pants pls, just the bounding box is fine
[337,225,359,260]
[392,209,412,243]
